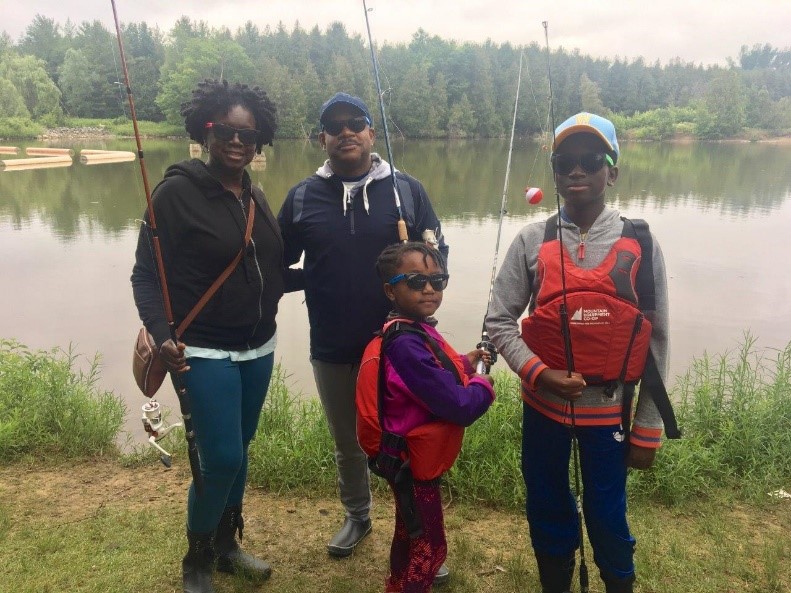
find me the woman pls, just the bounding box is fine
[131,79,284,593]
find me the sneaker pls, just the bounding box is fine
[327,517,372,558]
[434,563,450,586]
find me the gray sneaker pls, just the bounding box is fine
[327,518,372,557]
[434,563,450,586]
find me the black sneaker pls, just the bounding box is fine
[327,518,372,558]
[434,563,450,586]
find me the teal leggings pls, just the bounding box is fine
[181,354,274,533]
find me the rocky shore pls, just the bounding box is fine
[39,126,116,140]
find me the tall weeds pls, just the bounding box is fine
[0,340,125,461]
[630,336,791,503]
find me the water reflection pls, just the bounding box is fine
[1,139,789,234]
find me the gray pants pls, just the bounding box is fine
[311,359,371,522]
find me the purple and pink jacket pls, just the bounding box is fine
[380,321,495,438]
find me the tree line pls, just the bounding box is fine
[1,14,790,140]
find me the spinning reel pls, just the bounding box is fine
[141,399,183,467]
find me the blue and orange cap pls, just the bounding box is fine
[553,112,619,164]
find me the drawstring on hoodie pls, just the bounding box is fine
[342,176,375,217]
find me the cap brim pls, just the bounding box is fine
[553,124,614,153]
[320,101,368,123]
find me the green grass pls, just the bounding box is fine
[63,116,185,137]
[0,340,126,461]
[0,336,789,592]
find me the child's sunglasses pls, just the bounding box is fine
[550,152,614,176]
[388,272,449,291]
[322,116,370,136]
[204,122,260,145]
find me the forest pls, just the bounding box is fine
[1,14,790,140]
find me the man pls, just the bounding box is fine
[278,93,450,584]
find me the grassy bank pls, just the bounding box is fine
[0,338,788,592]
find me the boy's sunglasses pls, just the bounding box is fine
[322,116,370,136]
[204,122,260,145]
[550,152,614,176]
[388,272,449,291]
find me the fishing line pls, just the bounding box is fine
[543,20,590,593]
[475,51,525,373]
[110,0,204,495]
[362,0,408,242]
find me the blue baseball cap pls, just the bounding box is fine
[553,112,619,163]
[319,92,373,126]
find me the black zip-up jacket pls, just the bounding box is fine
[131,159,286,350]
[278,161,448,363]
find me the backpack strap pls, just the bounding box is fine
[396,176,416,230]
[543,213,559,243]
[621,217,655,312]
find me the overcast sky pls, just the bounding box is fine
[5,0,790,66]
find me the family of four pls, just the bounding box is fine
[132,79,671,593]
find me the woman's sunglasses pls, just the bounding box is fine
[204,122,260,145]
[388,272,449,291]
[550,152,614,176]
[322,116,370,136]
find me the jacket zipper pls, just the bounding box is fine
[236,190,264,347]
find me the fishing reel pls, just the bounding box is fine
[141,399,183,468]
[475,333,499,374]
[422,228,439,248]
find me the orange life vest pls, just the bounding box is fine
[521,220,651,384]
[356,319,467,480]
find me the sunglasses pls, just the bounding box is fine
[322,116,369,136]
[204,122,260,145]
[550,152,614,176]
[388,272,449,291]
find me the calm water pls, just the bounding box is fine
[1,138,790,443]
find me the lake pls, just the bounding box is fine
[1,137,790,444]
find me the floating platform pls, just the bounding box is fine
[25,147,75,157]
[0,146,19,155]
[79,150,136,165]
[0,155,73,171]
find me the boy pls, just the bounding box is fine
[485,113,673,593]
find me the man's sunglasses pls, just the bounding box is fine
[204,122,260,145]
[388,272,449,291]
[322,116,370,136]
[550,152,614,176]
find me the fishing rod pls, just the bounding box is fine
[543,20,589,593]
[362,0,410,243]
[110,0,204,495]
[476,51,525,374]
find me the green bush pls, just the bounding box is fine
[0,116,43,139]
[0,340,126,460]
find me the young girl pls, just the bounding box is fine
[356,242,495,593]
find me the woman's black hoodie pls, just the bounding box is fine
[131,159,285,351]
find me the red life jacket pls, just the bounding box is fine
[521,219,651,384]
[356,318,467,480]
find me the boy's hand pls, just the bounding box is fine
[159,339,190,374]
[626,444,656,469]
[535,369,586,401]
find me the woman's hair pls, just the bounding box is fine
[376,242,447,282]
[181,79,277,154]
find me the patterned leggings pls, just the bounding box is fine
[385,480,446,593]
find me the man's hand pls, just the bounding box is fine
[535,369,586,401]
[626,444,656,470]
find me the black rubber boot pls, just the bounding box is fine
[535,552,575,593]
[601,571,636,593]
[215,505,272,581]
[182,530,215,593]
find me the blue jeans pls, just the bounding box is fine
[521,403,635,580]
[181,354,274,533]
